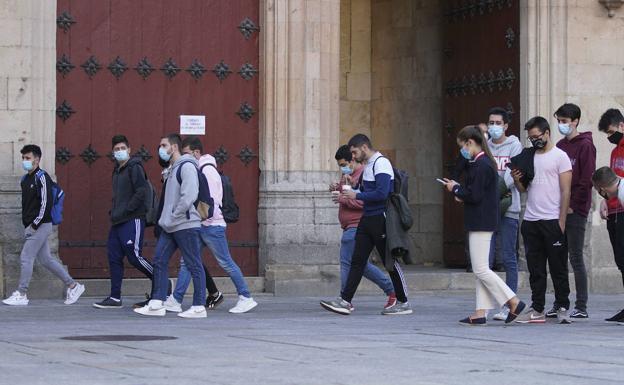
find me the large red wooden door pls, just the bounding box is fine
[442,0,520,267]
[55,0,259,278]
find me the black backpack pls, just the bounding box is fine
[202,164,240,223]
[127,163,158,227]
[176,161,215,220]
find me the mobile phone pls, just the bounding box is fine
[436,178,446,185]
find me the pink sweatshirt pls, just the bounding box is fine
[198,154,227,227]
[337,165,364,230]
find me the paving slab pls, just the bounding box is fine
[0,291,623,385]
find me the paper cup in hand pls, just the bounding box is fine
[342,185,352,191]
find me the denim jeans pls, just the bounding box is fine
[489,217,519,293]
[340,227,394,295]
[153,228,205,306]
[209,226,252,296]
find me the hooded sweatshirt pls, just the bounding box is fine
[198,154,227,227]
[110,157,148,225]
[557,131,597,218]
[158,154,201,233]
[606,134,624,216]
[337,165,364,230]
[488,135,523,219]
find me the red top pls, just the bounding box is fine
[338,165,364,229]
[609,136,624,215]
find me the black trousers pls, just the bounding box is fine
[521,219,570,313]
[607,212,624,286]
[341,214,408,303]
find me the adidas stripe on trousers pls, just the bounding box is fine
[107,218,154,299]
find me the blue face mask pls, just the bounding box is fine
[22,160,33,171]
[488,124,504,140]
[340,166,352,175]
[114,150,130,162]
[460,147,472,160]
[558,123,572,136]
[158,147,171,162]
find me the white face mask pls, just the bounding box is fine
[114,150,130,162]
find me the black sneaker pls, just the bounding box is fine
[206,291,224,309]
[545,306,558,318]
[133,294,150,309]
[93,297,122,309]
[569,308,588,319]
[606,309,624,322]
[167,279,173,296]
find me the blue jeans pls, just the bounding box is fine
[489,217,519,293]
[175,226,250,300]
[340,227,394,295]
[153,228,205,306]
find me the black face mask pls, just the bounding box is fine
[599,190,609,200]
[530,138,547,150]
[608,131,623,145]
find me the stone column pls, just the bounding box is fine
[0,0,59,297]
[259,0,342,295]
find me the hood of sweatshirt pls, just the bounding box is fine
[198,153,217,168]
[559,131,593,146]
[488,135,521,151]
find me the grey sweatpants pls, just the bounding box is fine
[18,222,74,294]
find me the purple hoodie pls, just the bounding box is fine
[556,131,596,218]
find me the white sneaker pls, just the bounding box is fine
[133,299,166,317]
[229,295,258,314]
[3,291,29,306]
[64,283,85,305]
[164,295,182,313]
[178,305,207,318]
[493,306,510,321]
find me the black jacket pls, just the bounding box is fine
[452,155,499,232]
[385,192,415,272]
[509,147,536,189]
[21,168,53,228]
[111,157,148,225]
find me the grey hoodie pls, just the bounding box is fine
[488,135,523,219]
[158,154,201,233]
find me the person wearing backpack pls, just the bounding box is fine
[166,136,257,313]
[320,134,412,315]
[94,135,169,309]
[3,145,85,306]
[134,134,207,318]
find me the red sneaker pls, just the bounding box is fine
[384,293,397,309]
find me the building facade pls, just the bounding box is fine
[1,0,623,297]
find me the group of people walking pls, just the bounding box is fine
[3,134,257,318]
[321,104,624,326]
[5,105,624,325]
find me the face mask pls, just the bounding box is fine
[340,166,352,175]
[598,189,609,200]
[487,125,504,140]
[460,147,472,160]
[114,150,130,162]
[530,138,547,150]
[22,160,33,172]
[558,123,572,136]
[158,147,171,162]
[608,131,623,145]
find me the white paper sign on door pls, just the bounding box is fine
[180,115,206,135]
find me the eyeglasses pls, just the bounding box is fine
[528,133,545,141]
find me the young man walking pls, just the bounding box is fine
[3,145,85,306]
[94,135,165,309]
[552,103,596,319]
[486,107,522,320]
[512,117,573,324]
[331,145,396,308]
[165,137,257,313]
[320,134,411,315]
[597,108,624,322]
[134,134,207,318]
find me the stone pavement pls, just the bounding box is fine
[1,291,623,385]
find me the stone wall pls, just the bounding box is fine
[260,0,342,295]
[369,0,444,265]
[0,0,62,298]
